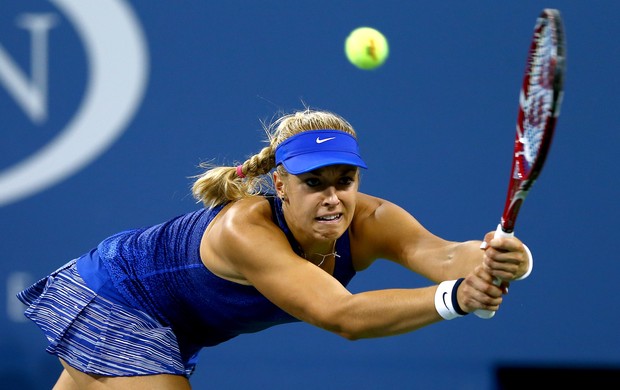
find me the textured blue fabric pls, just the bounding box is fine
[17,260,192,377]
[22,196,355,375]
[18,196,355,375]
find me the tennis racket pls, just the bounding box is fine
[475,8,566,319]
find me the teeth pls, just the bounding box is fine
[319,214,339,221]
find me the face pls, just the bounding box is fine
[274,164,359,244]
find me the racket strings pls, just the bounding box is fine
[521,20,557,166]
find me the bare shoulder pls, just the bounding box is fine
[212,196,280,250]
[350,192,436,270]
[349,193,400,269]
[352,192,388,219]
[201,196,279,284]
[351,192,406,226]
[221,196,273,226]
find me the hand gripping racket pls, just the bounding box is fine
[475,9,566,319]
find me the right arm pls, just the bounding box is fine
[203,198,495,340]
[349,193,522,313]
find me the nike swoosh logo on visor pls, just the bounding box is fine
[316,136,336,144]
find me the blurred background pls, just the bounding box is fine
[1,1,619,388]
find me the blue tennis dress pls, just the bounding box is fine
[17,196,356,377]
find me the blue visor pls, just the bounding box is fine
[275,130,367,174]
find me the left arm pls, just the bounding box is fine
[350,193,531,283]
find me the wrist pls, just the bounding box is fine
[434,278,468,320]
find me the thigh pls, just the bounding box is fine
[53,368,79,390]
[57,359,192,390]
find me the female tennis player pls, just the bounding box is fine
[18,108,532,389]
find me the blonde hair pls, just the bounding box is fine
[192,108,358,207]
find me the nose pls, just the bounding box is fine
[322,186,340,206]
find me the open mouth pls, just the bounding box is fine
[316,213,342,222]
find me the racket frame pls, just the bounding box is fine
[474,9,565,319]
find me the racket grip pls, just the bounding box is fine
[474,224,515,319]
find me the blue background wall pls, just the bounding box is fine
[2,1,619,389]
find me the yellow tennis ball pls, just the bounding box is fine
[345,27,389,70]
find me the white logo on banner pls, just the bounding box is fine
[0,0,149,207]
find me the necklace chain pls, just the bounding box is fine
[314,250,340,267]
[302,241,339,267]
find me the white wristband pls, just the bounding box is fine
[434,279,466,320]
[515,243,533,280]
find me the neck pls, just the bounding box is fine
[303,240,339,267]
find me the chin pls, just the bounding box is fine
[315,225,347,241]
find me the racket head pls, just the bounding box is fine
[501,8,566,232]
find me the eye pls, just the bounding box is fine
[305,177,321,187]
[339,176,354,186]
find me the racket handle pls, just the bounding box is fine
[474,224,515,319]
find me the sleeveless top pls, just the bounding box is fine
[77,196,356,351]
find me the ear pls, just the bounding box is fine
[273,171,286,198]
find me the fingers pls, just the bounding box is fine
[457,266,504,313]
[480,234,528,281]
[482,230,496,246]
[458,232,526,315]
